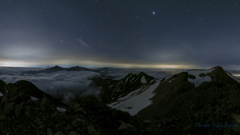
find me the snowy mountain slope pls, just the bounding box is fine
[105,66,240,120]
[186,69,213,87]
[108,80,160,115]
[132,66,240,134]
[90,72,157,104]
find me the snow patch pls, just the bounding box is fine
[187,69,213,87]
[0,92,3,96]
[31,96,39,101]
[57,107,66,112]
[227,72,240,83]
[141,76,147,83]
[162,75,172,83]
[169,80,172,83]
[108,80,160,115]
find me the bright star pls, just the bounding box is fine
[153,11,155,15]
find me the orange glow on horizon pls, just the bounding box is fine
[0,60,34,67]
[0,59,195,69]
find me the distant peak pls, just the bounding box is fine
[49,65,63,69]
[210,66,223,70]
[138,72,147,76]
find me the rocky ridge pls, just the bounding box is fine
[0,79,158,135]
[90,72,157,104]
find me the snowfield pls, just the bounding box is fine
[108,80,159,115]
[31,96,39,101]
[187,69,213,87]
[227,72,240,83]
[56,107,66,112]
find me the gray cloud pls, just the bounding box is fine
[77,39,91,48]
[0,68,101,105]
[0,67,184,105]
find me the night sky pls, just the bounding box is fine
[1,0,240,69]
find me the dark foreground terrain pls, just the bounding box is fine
[1,66,240,134]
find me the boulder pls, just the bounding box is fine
[87,125,99,135]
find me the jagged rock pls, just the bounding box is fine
[143,120,152,124]
[47,128,53,135]
[40,97,56,112]
[67,131,80,135]
[15,105,23,116]
[3,102,15,116]
[117,121,134,130]
[54,131,65,135]
[0,115,6,120]
[74,106,87,115]
[87,125,99,135]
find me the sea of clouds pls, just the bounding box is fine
[0,66,198,105]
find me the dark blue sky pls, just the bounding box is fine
[0,0,240,69]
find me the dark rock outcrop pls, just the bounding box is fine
[0,80,147,135]
[136,66,240,134]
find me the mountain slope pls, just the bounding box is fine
[0,80,69,108]
[95,66,240,134]
[134,66,240,134]
[90,72,157,104]
[0,79,151,135]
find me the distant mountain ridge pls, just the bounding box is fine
[21,65,98,75]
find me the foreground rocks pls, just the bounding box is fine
[0,86,160,134]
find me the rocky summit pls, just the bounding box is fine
[2,66,240,134]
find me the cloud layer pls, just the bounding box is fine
[0,67,189,105]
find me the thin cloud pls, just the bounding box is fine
[77,39,91,48]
